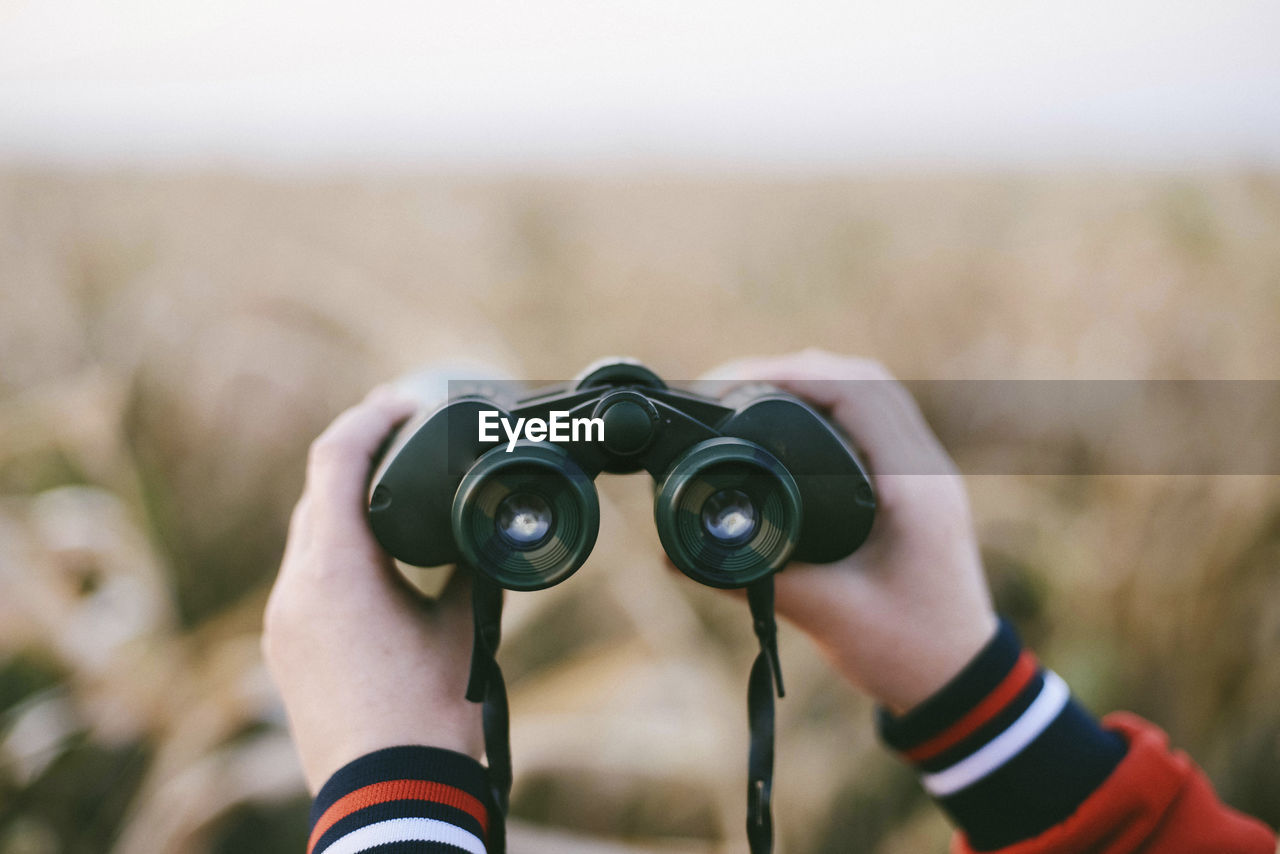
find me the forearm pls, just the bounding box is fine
[879,620,1276,853]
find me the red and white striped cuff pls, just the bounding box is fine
[309,747,494,854]
[878,620,1126,851]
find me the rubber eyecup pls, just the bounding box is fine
[654,438,802,589]
[452,443,599,590]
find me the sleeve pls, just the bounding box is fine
[877,620,1276,854]
[307,746,497,854]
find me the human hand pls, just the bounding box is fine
[262,387,482,794]
[705,350,998,714]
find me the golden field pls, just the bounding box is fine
[0,169,1278,853]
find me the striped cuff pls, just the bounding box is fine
[309,746,494,854]
[877,620,1127,851]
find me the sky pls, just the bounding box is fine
[1,0,1278,170]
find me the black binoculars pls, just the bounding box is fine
[366,359,876,854]
[368,359,877,590]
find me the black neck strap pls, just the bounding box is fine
[747,576,784,854]
[464,571,785,854]
[466,571,510,854]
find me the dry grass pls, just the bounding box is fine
[0,168,1278,853]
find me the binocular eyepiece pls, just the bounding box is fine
[452,443,599,590]
[654,437,802,589]
[368,360,875,590]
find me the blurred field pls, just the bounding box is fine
[0,168,1278,853]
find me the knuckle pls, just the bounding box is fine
[797,350,895,382]
[261,589,295,648]
[259,625,276,664]
[855,358,893,381]
[287,498,308,533]
[261,597,281,640]
[307,433,350,468]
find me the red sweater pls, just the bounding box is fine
[307,622,1275,854]
[952,713,1275,854]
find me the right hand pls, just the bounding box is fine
[705,350,998,714]
[262,387,483,794]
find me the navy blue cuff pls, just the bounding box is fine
[309,746,495,854]
[877,620,1127,851]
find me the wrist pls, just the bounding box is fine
[815,609,999,715]
[878,612,1000,715]
[877,618,1127,850]
[303,705,484,794]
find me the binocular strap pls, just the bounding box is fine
[463,571,784,854]
[466,571,511,854]
[747,577,785,854]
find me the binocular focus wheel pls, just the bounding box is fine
[452,444,600,590]
[655,438,802,589]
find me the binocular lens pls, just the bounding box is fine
[496,492,554,547]
[453,444,600,590]
[655,438,802,589]
[701,488,758,546]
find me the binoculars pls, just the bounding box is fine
[368,359,877,591]
[367,359,876,854]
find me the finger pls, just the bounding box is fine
[289,493,311,537]
[277,494,313,571]
[708,351,887,390]
[697,357,771,383]
[771,561,866,631]
[716,351,952,477]
[305,392,418,532]
[697,352,885,413]
[772,377,950,477]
